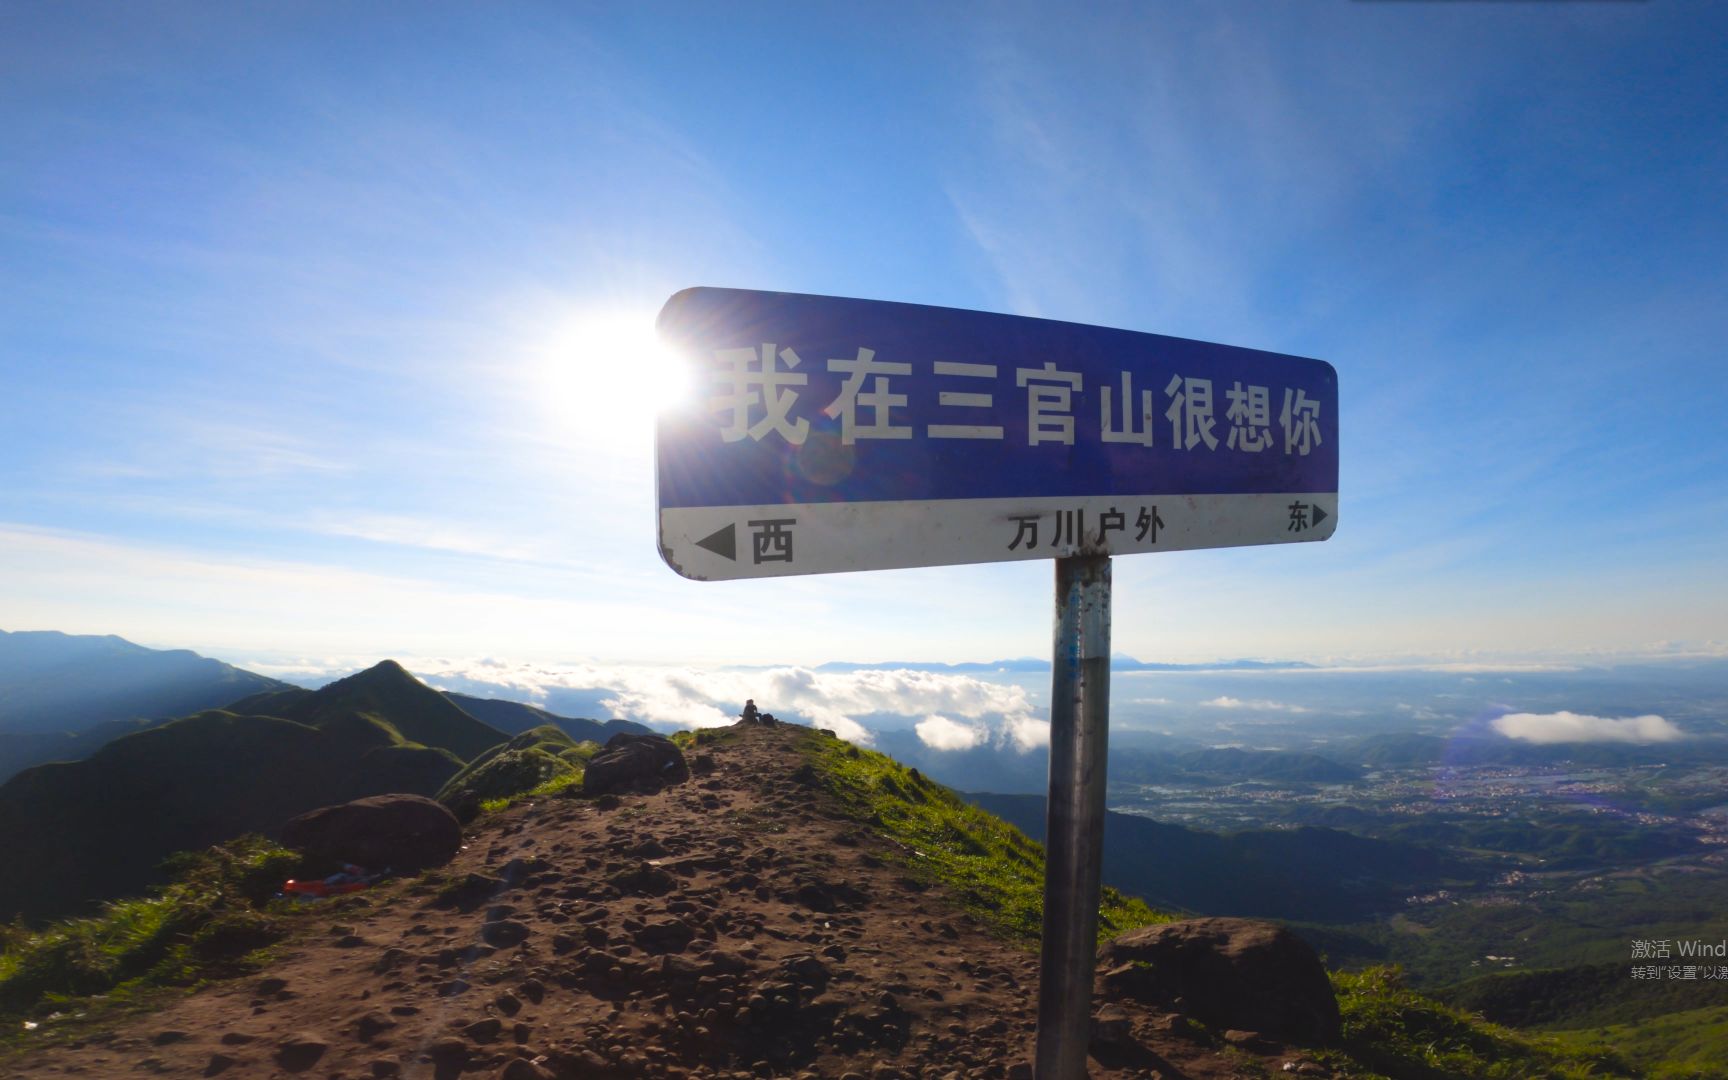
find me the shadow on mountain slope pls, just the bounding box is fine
[0,661,505,922]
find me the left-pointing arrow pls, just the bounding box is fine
[696,523,737,561]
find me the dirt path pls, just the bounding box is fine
[4,724,1317,1079]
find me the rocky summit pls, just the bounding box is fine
[4,722,1337,1080]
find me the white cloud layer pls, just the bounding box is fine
[915,714,989,752]
[1491,711,1684,745]
[291,658,1046,751]
[1004,713,1051,752]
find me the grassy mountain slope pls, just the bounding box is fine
[1379,815,1703,871]
[0,836,302,1017]
[210,659,507,767]
[1549,1005,1728,1080]
[1309,872,1728,990]
[791,726,1168,943]
[0,709,459,921]
[238,660,504,762]
[1323,966,1629,1079]
[1437,962,1728,1031]
[0,717,170,786]
[0,661,505,923]
[435,724,599,810]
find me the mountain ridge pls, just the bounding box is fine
[225,659,506,763]
[443,691,651,743]
[0,629,287,732]
[0,660,506,922]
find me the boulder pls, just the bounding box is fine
[1098,917,1339,1044]
[443,787,483,825]
[280,794,461,872]
[581,733,689,796]
[273,1032,329,1072]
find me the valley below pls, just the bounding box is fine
[1056,756,1728,1047]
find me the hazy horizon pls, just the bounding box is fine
[197,640,1728,756]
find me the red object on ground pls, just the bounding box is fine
[282,867,375,898]
[282,878,371,898]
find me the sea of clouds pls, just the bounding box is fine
[243,654,1713,754]
[375,659,1046,750]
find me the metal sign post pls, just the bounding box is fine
[655,287,1339,1080]
[1038,554,1112,1079]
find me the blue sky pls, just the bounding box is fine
[2,2,1725,672]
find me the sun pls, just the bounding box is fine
[532,310,694,451]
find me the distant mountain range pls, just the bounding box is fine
[0,631,292,784]
[443,692,649,744]
[0,633,648,784]
[0,630,287,735]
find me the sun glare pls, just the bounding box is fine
[532,311,693,451]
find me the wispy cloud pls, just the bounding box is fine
[307,513,563,565]
[945,8,1447,337]
[66,419,352,483]
[1201,696,1311,713]
[1491,711,1685,745]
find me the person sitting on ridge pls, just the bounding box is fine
[740,699,760,724]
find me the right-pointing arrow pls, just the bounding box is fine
[1311,504,1329,528]
[695,523,737,561]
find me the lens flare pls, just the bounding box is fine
[534,310,694,452]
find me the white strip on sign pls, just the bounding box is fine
[659,492,1337,581]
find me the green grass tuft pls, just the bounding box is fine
[670,728,739,752]
[1547,1005,1728,1080]
[0,836,301,1023]
[444,726,601,814]
[478,767,590,814]
[794,726,1170,945]
[1320,965,1635,1079]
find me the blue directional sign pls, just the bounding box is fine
[656,288,1337,580]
